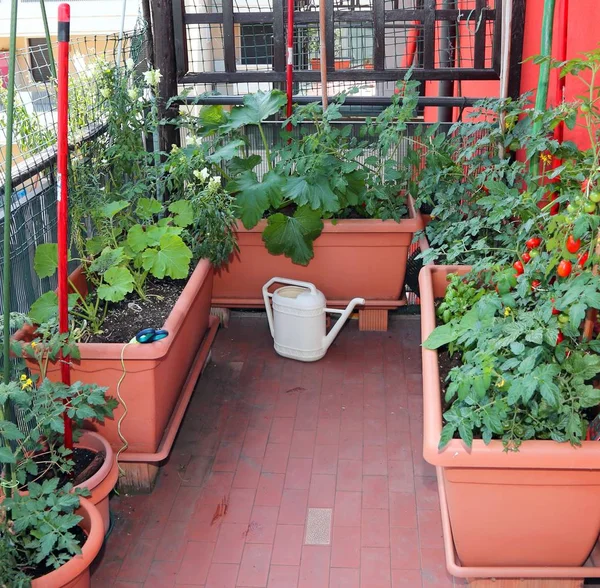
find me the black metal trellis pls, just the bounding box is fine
[174,0,522,96]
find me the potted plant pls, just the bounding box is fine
[183,81,423,320]
[419,51,600,571]
[15,65,236,492]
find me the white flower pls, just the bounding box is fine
[125,58,135,71]
[209,175,221,189]
[199,168,210,181]
[143,69,162,87]
[127,88,139,101]
[100,87,111,99]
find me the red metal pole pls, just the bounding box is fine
[553,0,568,144]
[285,0,294,131]
[57,3,73,449]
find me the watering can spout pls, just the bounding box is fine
[323,297,365,351]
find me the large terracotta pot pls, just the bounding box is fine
[74,431,118,534]
[213,198,422,307]
[16,260,214,455]
[31,497,103,588]
[419,264,600,568]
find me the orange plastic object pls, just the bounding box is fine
[75,431,118,533]
[419,264,600,571]
[15,260,214,454]
[31,497,103,588]
[213,197,422,307]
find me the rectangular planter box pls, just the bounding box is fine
[213,198,422,307]
[15,260,214,455]
[419,264,600,569]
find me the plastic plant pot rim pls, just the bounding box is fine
[436,466,600,578]
[419,264,600,470]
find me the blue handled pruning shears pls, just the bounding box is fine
[135,328,169,344]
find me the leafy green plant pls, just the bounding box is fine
[180,78,420,265]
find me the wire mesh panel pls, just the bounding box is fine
[177,0,507,98]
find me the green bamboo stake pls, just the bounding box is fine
[1,0,20,498]
[532,0,556,177]
[39,0,57,80]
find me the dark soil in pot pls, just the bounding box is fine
[27,448,102,488]
[87,276,187,344]
[437,348,461,411]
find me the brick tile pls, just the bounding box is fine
[389,492,418,528]
[388,460,415,493]
[337,460,362,492]
[255,473,285,507]
[113,582,143,588]
[268,564,300,587]
[223,415,250,443]
[365,470,394,509]
[243,428,270,458]
[213,441,242,472]
[278,489,308,525]
[295,400,319,431]
[316,418,341,445]
[360,547,391,588]
[386,431,413,462]
[205,563,239,588]
[290,429,316,458]
[249,406,275,431]
[392,569,422,587]
[213,523,247,563]
[414,476,440,511]
[225,488,256,524]
[237,543,273,587]
[330,567,360,588]
[362,445,388,476]
[340,411,364,433]
[202,471,235,496]
[154,521,187,562]
[262,443,290,474]
[169,486,202,522]
[312,444,339,475]
[333,491,362,527]
[176,541,215,585]
[116,537,159,583]
[180,455,212,486]
[361,509,390,548]
[233,456,263,489]
[390,526,420,570]
[417,509,444,549]
[143,560,179,588]
[246,505,279,544]
[308,474,336,508]
[331,525,361,568]
[269,417,295,444]
[285,458,313,490]
[363,419,387,446]
[272,525,304,565]
[275,390,300,417]
[298,545,330,588]
[420,547,454,587]
[338,431,363,461]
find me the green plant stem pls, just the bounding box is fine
[38,0,56,80]
[257,123,272,171]
[532,0,556,177]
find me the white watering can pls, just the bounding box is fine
[263,277,365,362]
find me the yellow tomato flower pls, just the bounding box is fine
[20,374,26,381]
[540,153,552,166]
[496,377,505,388]
[504,307,512,317]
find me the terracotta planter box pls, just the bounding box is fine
[310,58,352,70]
[16,260,214,457]
[213,198,422,307]
[419,264,600,570]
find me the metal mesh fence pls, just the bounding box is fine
[0,29,148,315]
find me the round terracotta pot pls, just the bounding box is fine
[74,431,118,534]
[31,497,103,588]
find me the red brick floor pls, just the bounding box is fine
[91,315,466,587]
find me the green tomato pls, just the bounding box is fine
[590,191,600,203]
[581,104,591,113]
[584,201,597,213]
[529,249,539,258]
[558,314,569,324]
[567,203,578,214]
[442,309,451,323]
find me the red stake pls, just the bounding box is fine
[57,3,73,450]
[285,0,294,132]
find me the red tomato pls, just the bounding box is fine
[557,260,572,278]
[526,237,542,250]
[556,331,564,344]
[531,280,541,291]
[566,236,581,253]
[551,298,560,315]
[578,251,589,267]
[513,261,524,276]
[582,179,592,193]
[522,252,531,264]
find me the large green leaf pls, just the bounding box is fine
[230,170,283,229]
[221,90,287,131]
[97,266,135,302]
[168,201,194,227]
[262,206,323,265]
[102,200,130,219]
[282,175,339,212]
[29,291,59,324]
[127,225,152,254]
[207,140,245,163]
[34,243,58,278]
[141,234,192,279]
[136,197,162,220]
[89,247,125,275]
[422,323,458,350]
[229,155,262,174]
[197,104,228,134]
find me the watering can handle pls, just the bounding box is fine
[262,277,318,338]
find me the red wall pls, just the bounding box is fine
[423,0,600,147]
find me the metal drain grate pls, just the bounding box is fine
[305,508,332,545]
